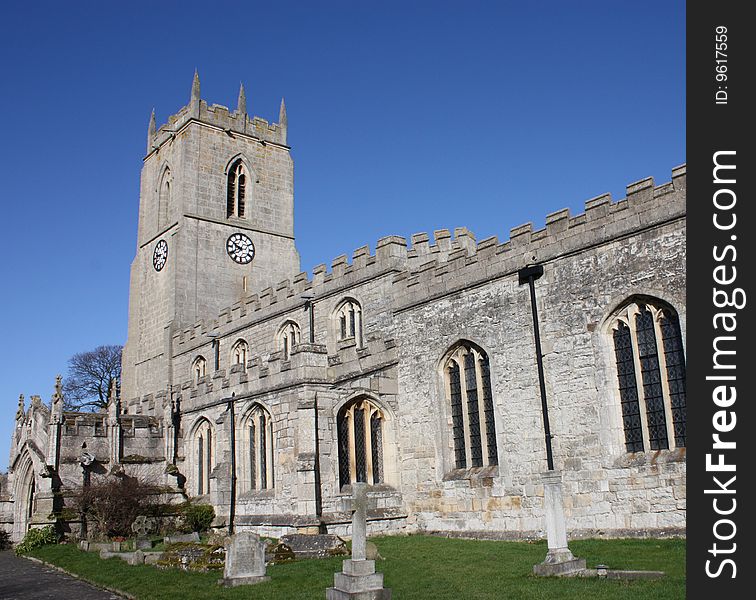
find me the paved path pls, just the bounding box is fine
[0,550,124,599]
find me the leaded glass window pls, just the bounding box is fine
[443,342,498,470]
[448,362,466,468]
[278,321,301,360]
[245,405,274,491]
[192,356,206,383]
[338,412,351,487]
[194,419,214,496]
[231,340,249,371]
[335,299,363,346]
[337,398,385,489]
[464,353,483,467]
[370,412,383,485]
[249,421,256,489]
[479,357,499,465]
[610,300,686,452]
[613,322,643,452]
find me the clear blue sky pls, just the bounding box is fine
[0,1,685,470]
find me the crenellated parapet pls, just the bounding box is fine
[169,234,411,357]
[146,71,288,157]
[392,165,686,310]
[138,342,331,416]
[130,165,684,409]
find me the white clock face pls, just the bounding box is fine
[227,233,255,264]
[153,239,168,271]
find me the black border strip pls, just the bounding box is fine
[688,3,753,597]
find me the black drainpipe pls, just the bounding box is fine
[228,393,237,535]
[518,264,555,471]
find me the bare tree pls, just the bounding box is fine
[63,345,122,411]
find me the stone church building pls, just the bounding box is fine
[2,75,686,542]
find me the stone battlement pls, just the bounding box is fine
[169,236,410,355]
[392,165,686,308]
[147,72,287,156]
[138,164,684,408]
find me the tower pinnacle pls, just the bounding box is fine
[237,83,247,114]
[190,69,201,116]
[279,98,287,143]
[147,109,156,152]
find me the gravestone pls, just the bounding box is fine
[281,533,348,559]
[326,483,391,599]
[132,515,156,550]
[164,531,201,544]
[266,541,296,563]
[219,531,270,586]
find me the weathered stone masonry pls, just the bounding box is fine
[2,76,685,542]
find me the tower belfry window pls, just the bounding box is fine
[158,169,171,229]
[227,160,246,218]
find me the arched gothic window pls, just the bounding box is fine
[335,299,362,346]
[227,159,246,218]
[337,398,385,489]
[443,343,498,470]
[278,321,301,360]
[245,405,274,491]
[193,419,214,496]
[231,340,249,371]
[158,168,171,228]
[610,300,686,452]
[192,356,207,383]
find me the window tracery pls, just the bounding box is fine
[443,343,498,470]
[610,300,686,451]
[337,398,385,488]
[227,159,246,218]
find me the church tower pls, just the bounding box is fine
[121,73,300,402]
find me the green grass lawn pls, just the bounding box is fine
[28,536,685,600]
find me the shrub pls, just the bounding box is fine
[73,475,162,538]
[180,503,215,533]
[15,525,58,555]
[0,529,12,550]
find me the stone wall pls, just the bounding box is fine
[391,169,685,537]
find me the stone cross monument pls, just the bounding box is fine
[326,483,391,599]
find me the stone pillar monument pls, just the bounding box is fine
[533,471,586,576]
[326,483,391,599]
